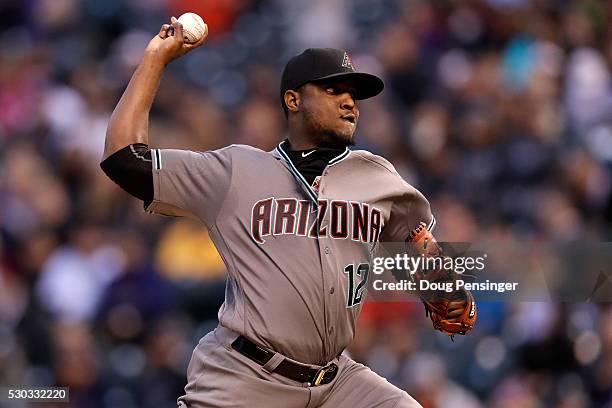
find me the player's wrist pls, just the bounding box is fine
[142,48,170,68]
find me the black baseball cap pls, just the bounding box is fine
[280,48,384,109]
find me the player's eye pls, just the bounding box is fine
[326,86,338,94]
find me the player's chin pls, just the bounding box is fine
[333,123,357,145]
[324,130,355,147]
[318,121,356,147]
[340,128,357,146]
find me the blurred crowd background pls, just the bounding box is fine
[1,0,611,407]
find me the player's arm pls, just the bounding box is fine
[103,17,204,160]
[101,18,206,205]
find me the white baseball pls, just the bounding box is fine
[177,12,207,43]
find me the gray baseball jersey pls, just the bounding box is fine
[147,142,433,365]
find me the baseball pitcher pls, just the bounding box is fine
[101,17,476,408]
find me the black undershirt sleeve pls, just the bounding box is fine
[100,143,154,204]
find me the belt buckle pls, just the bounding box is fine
[312,363,337,386]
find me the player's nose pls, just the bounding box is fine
[340,92,356,112]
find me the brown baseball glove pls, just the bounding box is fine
[407,222,477,338]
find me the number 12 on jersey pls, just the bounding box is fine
[344,263,370,308]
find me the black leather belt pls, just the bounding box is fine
[231,336,338,386]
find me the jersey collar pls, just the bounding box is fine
[273,140,351,203]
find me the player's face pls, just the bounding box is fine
[299,81,359,147]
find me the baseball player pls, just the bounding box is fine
[101,18,475,408]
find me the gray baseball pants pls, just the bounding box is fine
[177,326,422,408]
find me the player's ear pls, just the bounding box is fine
[284,90,300,113]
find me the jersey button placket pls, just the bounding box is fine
[318,173,335,353]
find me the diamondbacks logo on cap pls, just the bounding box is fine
[341,52,355,70]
